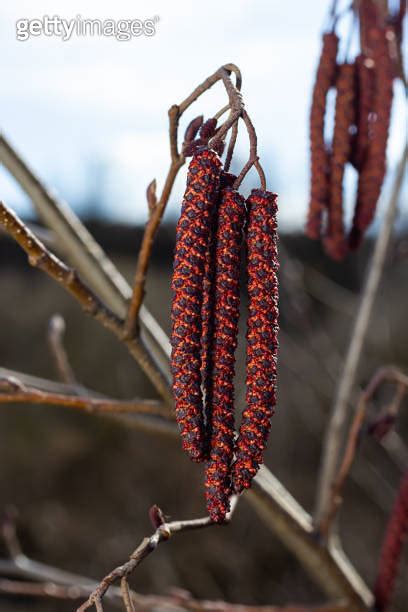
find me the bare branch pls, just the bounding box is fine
[0,375,169,418]
[247,467,372,611]
[47,314,77,387]
[77,500,238,612]
[319,366,408,538]
[315,145,408,530]
[0,201,173,406]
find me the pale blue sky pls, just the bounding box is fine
[0,1,405,230]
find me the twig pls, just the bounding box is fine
[319,366,408,538]
[233,110,266,190]
[0,201,173,406]
[314,145,408,531]
[47,314,77,387]
[0,375,169,418]
[77,500,238,612]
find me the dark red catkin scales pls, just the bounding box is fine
[324,62,356,261]
[171,148,222,462]
[204,187,245,522]
[232,189,279,494]
[306,32,339,240]
[374,471,408,612]
[201,172,238,419]
[349,26,394,250]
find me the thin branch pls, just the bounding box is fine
[0,201,173,406]
[319,366,408,538]
[314,145,408,531]
[0,375,169,418]
[233,110,266,190]
[77,500,238,612]
[224,120,239,172]
[47,314,77,387]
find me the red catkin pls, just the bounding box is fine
[374,471,408,611]
[171,148,222,462]
[201,172,237,414]
[306,32,339,240]
[232,189,279,493]
[349,27,394,250]
[324,62,356,261]
[204,187,245,523]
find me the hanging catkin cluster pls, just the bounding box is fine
[306,1,404,259]
[171,133,279,522]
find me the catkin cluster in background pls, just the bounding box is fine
[306,0,405,260]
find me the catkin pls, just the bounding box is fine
[204,186,245,522]
[200,171,237,433]
[306,32,339,240]
[374,471,408,612]
[232,189,279,493]
[324,62,356,261]
[349,28,394,249]
[171,148,222,462]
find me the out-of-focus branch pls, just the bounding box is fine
[0,201,173,406]
[315,145,408,531]
[0,375,169,418]
[0,578,350,611]
[319,366,408,539]
[247,467,372,611]
[47,314,77,387]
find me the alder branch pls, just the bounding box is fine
[319,366,408,539]
[0,375,169,418]
[77,500,238,612]
[0,201,173,407]
[314,145,408,531]
[0,72,373,609]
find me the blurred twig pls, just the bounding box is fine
[315,146,408,532]
[319,366,408,538]
[47,314,77,387]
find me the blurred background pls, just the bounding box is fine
[0,0,407,610]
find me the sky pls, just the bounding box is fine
[0,0,406,231]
